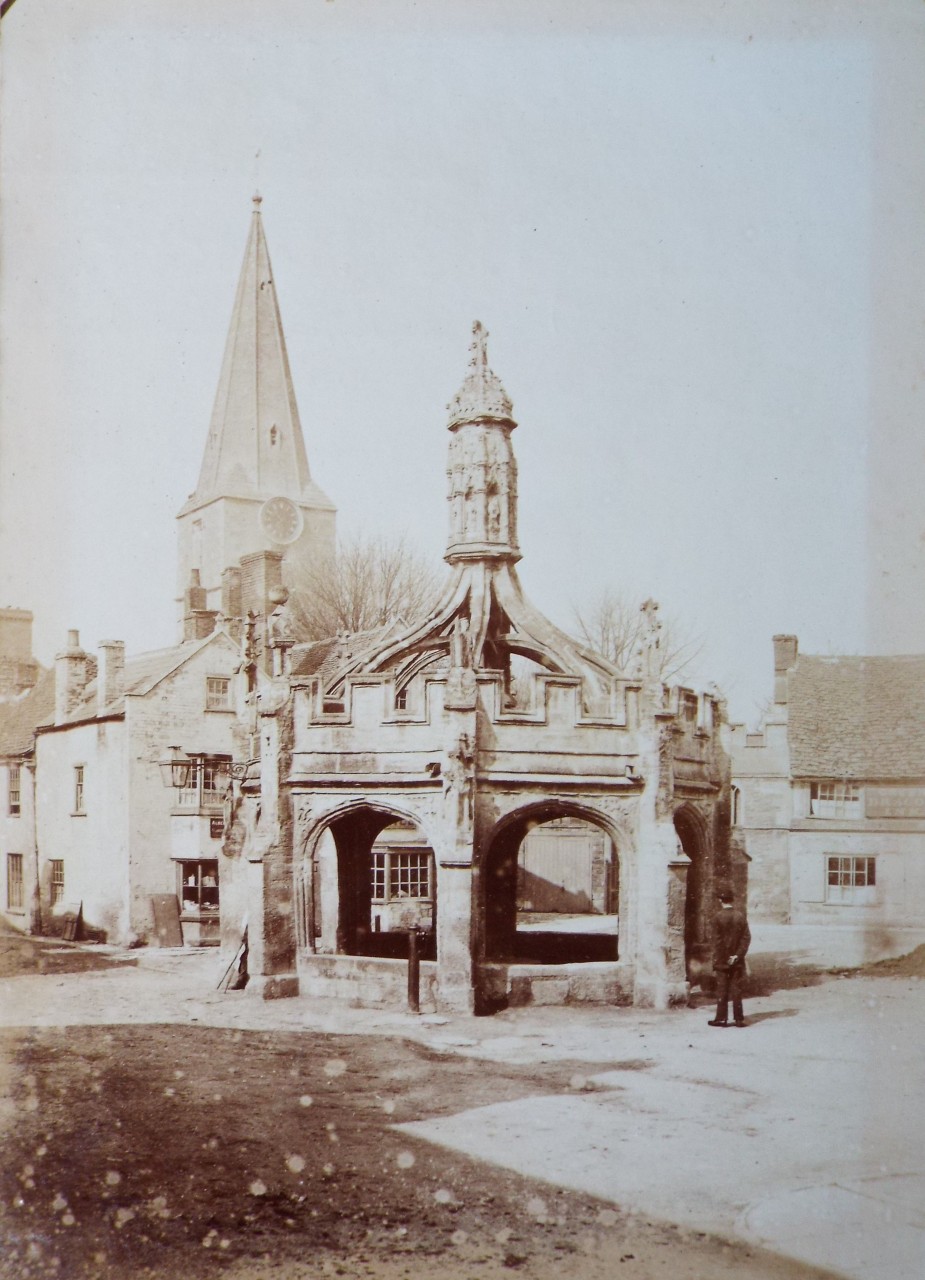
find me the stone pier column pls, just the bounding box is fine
[249,691,299,999]
[633,820,689,1007]
[666,857,690,986]
[435,673,478,1014]
[435,862,475,1014]
[632,714,690,1008]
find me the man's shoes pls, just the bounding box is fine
[733,1020,746,1028]
[707,1019,727,1027]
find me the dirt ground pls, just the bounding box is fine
[0,928,846,1280]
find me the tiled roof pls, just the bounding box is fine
[0,668,56,756]
[37,632,238,729]
[788,655,925,780]
[290,624,402,689]
[291,638,340,680]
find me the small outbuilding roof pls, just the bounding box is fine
[0,668,56,757]
[788,654,925,780]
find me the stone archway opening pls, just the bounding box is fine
[484,807,618,963]
[674,805,710,983]
[313,807,436,962]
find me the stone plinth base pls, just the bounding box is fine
[632,978,690,1009]
[477,961,634,1011]
[298,954,439,1013]
[249,973,300,1000]
[436,981,475,1016]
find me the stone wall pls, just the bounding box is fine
[35,718,130,940]
[126,634,241,943]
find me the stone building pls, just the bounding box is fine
[2,201,330,945]
[31,630,241,943]
[0,609,53,933]
[221,323,734,1014]
[729,636,925,944]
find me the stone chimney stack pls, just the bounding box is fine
[183,569,218,642]
[240,550,283,618]
[55,630,91,724]
[97,640,126,711]
[221,566,243,621]
[773,634,798,705]
[0,607,38,697]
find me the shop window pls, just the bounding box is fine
[177,859,219,919]
[810,781,862,819]
[50,860,65,906]
[7,853,23,911]
[826,855,876,904]
[8,765,21,817]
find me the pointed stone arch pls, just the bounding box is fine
[481,799,621,964]
[296,799,437,960]
[673,802,713,982]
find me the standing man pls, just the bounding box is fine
[708,887,751,1028]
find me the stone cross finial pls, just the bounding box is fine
[632,598,662,681]
[468,320,489,371]
[446,320,514,429]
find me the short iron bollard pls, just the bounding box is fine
[407,927,422,1014]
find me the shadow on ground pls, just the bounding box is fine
[745,956,826,997]
[689,957,825,1004]
[0,920,136,979]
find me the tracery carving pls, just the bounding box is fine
[444,732,475,837]
[446,321,514,427]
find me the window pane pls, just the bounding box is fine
[825,855,876,901]
[50,860,65,905]
[371,852,387,899]
[7,854,23,910]
[206,677,231,710]
[390,851,430,898]
[9,765,21,816]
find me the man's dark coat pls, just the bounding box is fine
[712,905,751,971]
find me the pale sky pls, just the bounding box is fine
[2,0,923,722]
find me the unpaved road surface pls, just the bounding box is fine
[0,1020,835,1280]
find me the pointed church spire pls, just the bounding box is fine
[184,199,329,510]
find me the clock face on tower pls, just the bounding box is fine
[259,496,304,545]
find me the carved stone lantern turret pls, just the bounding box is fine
[322,322,619,714]
[445,321,520,564]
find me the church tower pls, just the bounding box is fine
[176,197,336,630]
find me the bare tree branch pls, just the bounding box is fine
[286,533,443,641]
[571,589,703,683]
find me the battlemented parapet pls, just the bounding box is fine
[222,325,733,1014]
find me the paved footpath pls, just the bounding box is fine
[1,939,923,1280]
